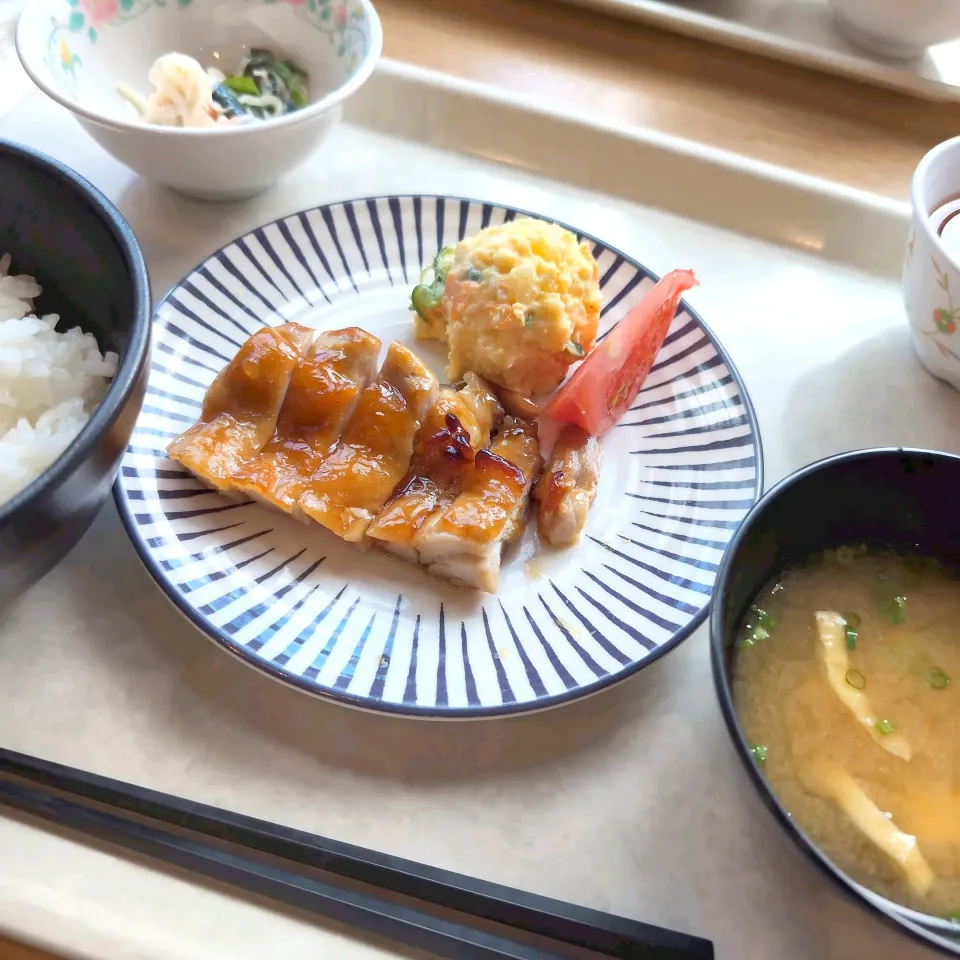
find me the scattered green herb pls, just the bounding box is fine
[875,718,896,736]
[749,744,768,767]
[947,911,960,924]
[463,266,485,283]
[845,669,866,691]
[565,340,585,358]
[929,667,951,691]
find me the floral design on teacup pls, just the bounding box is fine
[918,257,960,364]
[44,0,368,95]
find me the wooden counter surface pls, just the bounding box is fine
[376,0,960,200]
[3,1,955,957]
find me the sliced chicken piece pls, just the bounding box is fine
[166,323,315,492]
[229,328,381,512]
[487,382,541,421]
[814,611,912,761]
[534,424,602,546]
[295,341,439,543]
[366,372,504,561]
[805,760,934,897]
[416,417,542,593]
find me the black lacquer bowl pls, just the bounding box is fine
[711,447,960,956]
[0,140,150,601]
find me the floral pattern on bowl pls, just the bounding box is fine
[43,0,368,94]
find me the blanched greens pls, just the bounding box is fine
[212,49,309,122]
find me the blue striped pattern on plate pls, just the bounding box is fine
[113,195,763,717]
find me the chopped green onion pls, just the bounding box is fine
[879,594,906,624]
[893,596,906,623]
[289,87,307,108]
[845,669,866,690]
[565,340,585,358]
[929,667,951,690]
[225,75,259,95]
[463,266,485,283]
[751,605,775,631]
[749,744,767,767]
[740,605,778,648]
[739,626,769,648]
[875,718,896,735]
[845,627,857,651]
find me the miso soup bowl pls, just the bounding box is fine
[16,0,382,200]
[710,447,960,957]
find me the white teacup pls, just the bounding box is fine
[904,135,960,392]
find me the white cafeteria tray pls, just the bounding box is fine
[559,0,960,102]
[0,57,957,960]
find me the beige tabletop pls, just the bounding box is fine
[2,0,958,957]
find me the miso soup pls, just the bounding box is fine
[733,545,960,919]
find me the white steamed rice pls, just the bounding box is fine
[0,253,119,506]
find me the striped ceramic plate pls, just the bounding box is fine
[114,195,762,717]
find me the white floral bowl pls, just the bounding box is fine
[16,0,382,200]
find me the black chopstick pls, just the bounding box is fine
[0,747,712,960]
[0,774,573,960]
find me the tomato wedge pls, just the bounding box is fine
[542,269,698,436]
